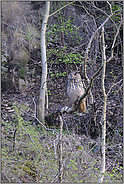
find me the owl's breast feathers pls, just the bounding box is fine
[67,79,85,103]
[67,72,86,113]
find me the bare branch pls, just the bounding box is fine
[107,1,112,14]
[32,97,36,117]
[82,8,121,105]
[107,17,123,63]
[107,79,123,97]
[22,126,34,143]
[84,9,122,68]
[90,2,121,31]
[49,1,75,18]
[26,113,59,136]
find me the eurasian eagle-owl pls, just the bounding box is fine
[67,71,86,113]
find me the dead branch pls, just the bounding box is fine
[84,9,122,76]
[107,79,123,98]
[49,1,75,18]
[82,8,122,105]
[83,8,122,73]
[107,17,123,63]
[90,2,119,30]
[27,110,59,135]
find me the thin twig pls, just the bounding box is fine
[32,97,36,117]
[107,79,123,97]
[90,2,121,31]
[31,98,59,135]
[51,171,61,183]
[32,115,59,135]
[22,126,34,143]
[107,17,123,63]
[49,1,75,18]
[84,9,122,68]
[53,140,57,159]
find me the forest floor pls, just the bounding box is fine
[1,60,123,183]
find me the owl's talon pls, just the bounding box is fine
[61,106,69,113]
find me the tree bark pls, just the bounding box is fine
[38,1,50,122]
[98,26,107,183]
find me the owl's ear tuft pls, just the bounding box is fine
[74,71,79,76]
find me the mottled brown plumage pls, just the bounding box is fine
[67,71,86,113]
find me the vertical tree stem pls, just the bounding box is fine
[38,1,50,122]
[98,26,107,183]
[59,115,63,183]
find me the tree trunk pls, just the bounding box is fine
[58,115,63,183]
[38,1,50,122]
[98,26,107,183]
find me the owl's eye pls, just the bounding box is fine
[74,72,77,76]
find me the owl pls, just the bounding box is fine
[67,71,86,113]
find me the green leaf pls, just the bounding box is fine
[51,74,55,77]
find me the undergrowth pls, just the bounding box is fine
[1,103,123,183]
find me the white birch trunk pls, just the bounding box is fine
[98,26,107,183]
[38,1,50,122]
